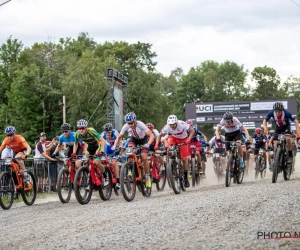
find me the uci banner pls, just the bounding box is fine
[185,99,298,124]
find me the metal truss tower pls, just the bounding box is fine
[106,68,129,131]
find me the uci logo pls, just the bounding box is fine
[196,104,213,113]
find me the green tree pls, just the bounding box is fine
[251,66,281,100]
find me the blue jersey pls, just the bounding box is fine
[199,138,206,152]
[251,133,267,145]
[187,126,203,142]
[101,129,119,147]
[265,110,295,127]
[58,131,82,146]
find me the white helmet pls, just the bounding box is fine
[167,115,178,124]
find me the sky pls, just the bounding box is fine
[0,0,300,81]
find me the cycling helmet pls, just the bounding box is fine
[146,123,154,130]
[125,112,137,123]
[186,120,193,126]
[167,115,178,124]
[273,102,284,110]
[255,127,262,134]
[223,111,233,121]
[103,123,113,131]
[61,123,71,131]
[77,119,88,128]
[5,126,16,135]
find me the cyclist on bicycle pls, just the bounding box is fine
[101,123,121,189]
[0,126,32,182]
[263,101,300,165]
[208,132,226,173]
[186,119,205,174]
[250,127,267,168]
[155,115,194,188]
[52,123,84,158]
[72,119,107,184]
[145,123,164,168]
[112,112,154,188]
[215,111,250,168]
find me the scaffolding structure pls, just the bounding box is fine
[106,68,129,131]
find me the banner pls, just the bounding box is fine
[186,99,297,124]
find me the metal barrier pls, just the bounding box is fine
[0,158,63,193]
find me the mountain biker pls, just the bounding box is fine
[101,123,121,189]
[0,126,32,183]
[215,111,250,168]
[112,112,154,188]
[72,119,107,184]
[155,115,194,188]
[263,101,300,165]
[250,127,267,168]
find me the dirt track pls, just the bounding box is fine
[1,156,300,250]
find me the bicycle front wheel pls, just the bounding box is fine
[167,160,181,194]
[21,171,37,206]
[74,166,92,205]
[57,168,72,203]
[120,162,137,202]
[0,171,14,210]
[99,167,112,201]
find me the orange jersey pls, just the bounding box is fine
[0,135,29,152]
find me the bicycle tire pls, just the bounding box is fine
[156,162,166,191]
[120,162,137,202]
[272,147,281,183]
[74,166,92,205]
[21,171,37,206]
[57,168,72,203]
[99,167,112,201]
[225,154,233,187]
[166,159,181,194]
[255,157,260,180]
[191,158,196,187]
[0,171,14,210]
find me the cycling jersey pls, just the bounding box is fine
[0,135,29,153]
[101,129,119,146]
[58,131,81,146]
[251,133,267,145]
[187,125,203,142]
[217,117,243,133]
[209,136,225,149]
[120,121,149,139]
[160,120,190,139]
[147,129,159,145]
[265,110,295,127]
[199,137,207,152]
[74,128,102,151]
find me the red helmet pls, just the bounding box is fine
[186,120,193,126]
[146,123,154,130]
[255,127,262,134]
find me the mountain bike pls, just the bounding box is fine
[74,155,112,205]
[166,142,186,194]
[255,148,266,180]
[148,149,167,191]
[120,145,152,202]
[272,134,292,183]
[56,156,79,203]
[189,145,200,187]
[225,141,244,187]
[0,157,36,210]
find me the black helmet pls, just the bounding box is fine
[223,111,233,121]
[103,123,113,132]
[61,123,71,131]
[273,102,284,110]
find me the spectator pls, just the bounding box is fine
[34,132,55,192]
[49,136,60,192]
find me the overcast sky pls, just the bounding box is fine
[1,0,300,81]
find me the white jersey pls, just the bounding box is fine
[152,129,159,139]
[160,120,190,139]
[217,117,243,133]
[209,136,226,149]
[120,121,149,140]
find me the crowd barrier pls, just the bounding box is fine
[0,158,63,193]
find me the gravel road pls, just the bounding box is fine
[1,155,300,250]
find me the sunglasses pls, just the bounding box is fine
[6,134,14,137]
[127,122,134,125]
[78,127,86,130]
[62,130,69,133]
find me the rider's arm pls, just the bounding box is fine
[202,134,208,142]
[146,130,154,145]
[97,137,106,153]
[113,133,124,148]
[72,132,79,154]
[241,126,250,141]
[215,127,221,139]
[188,127,194,140]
